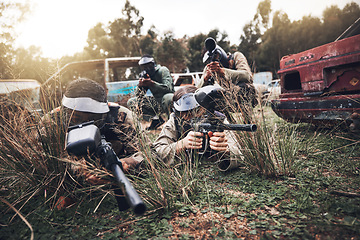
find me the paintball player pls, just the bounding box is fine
[41,78,146,210]
[127,54,174,130]
[42,78,144,176]
[153,85,243,171]
[196,37,258,123]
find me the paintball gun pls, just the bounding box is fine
[191,85,257,155]
[65,121,146,215]
[203,37,230,85]
[136,70,151,97]
[139,70,150,79]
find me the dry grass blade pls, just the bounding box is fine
[218,87,319,177]
[1,197,34,240]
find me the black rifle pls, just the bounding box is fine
[204,38,218,85]
[65,121,146,215]
[191,111,257,154]
[204,37,229,67]
[204,37,230,85]
[139,70,149,79]
[192,85,257,154]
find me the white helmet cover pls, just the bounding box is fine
[62,96,109,114]
[173,93,200,112]
[138,56,155,65]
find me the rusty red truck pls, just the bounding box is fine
[271,18,360,131]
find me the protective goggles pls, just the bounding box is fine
[138,56,155,65]
[62,96,109,114]
[173,93,199,112]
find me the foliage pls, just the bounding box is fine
[138,26,158,56]
[238,0,272,70]
[0,95,201,237]
[0,99,89,213]
[2,1,359,80]
[240,0,360,74]
[1,105,359,239]
[10,46,53,82]
[84,0,143,59]
[219,88,316,177]
[0,1,29,78]
[1,66,360,239]
[1,0,360,237]
[186,33,207,72]
[155,31,189,72]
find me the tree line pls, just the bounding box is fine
[1,0,359,83]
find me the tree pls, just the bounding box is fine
[84,0,144,58]
[84,23,110,59]
[11,46,53,82]
[238,0,272,70]
[254,10,291,73]
[0,1,29,78]
[322,2,360,42]
[248,1,360,75]
[322,5,344,43]
[238,21,262,69]
[108,0,144,57]
[340,2,360,33]
[186,33,207,72]
[138,26,159,56]
[155,31,188,73]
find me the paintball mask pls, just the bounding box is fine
[173,93,200,112]
[203,37,229,68]
[194,85,225,112]
[139,56,156,77]
[62,95,109,128]
[173,92,202,122]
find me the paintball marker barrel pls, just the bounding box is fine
[197,122,257,132]
[97,138,146,215]
[65,122,146,215]
[111,164,146,214]
[191,120,257,155]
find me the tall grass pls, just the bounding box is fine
[1,96,112,216]
[0,98,79,212]
[129,109,201,212]
[221,88,319,177]
[0,79,321,225]
[0,92,201,225]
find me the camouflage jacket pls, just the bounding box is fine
[136,65,174,102]
[41,103,144,164]
[152,113,243,168]
[196,52,253,88]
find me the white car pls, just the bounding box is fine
[262,79,280,103]
[172,72,203,91]
[0,79,41,112]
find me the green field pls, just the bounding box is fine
[1,105,359,239]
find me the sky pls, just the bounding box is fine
[13,0,359,59]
